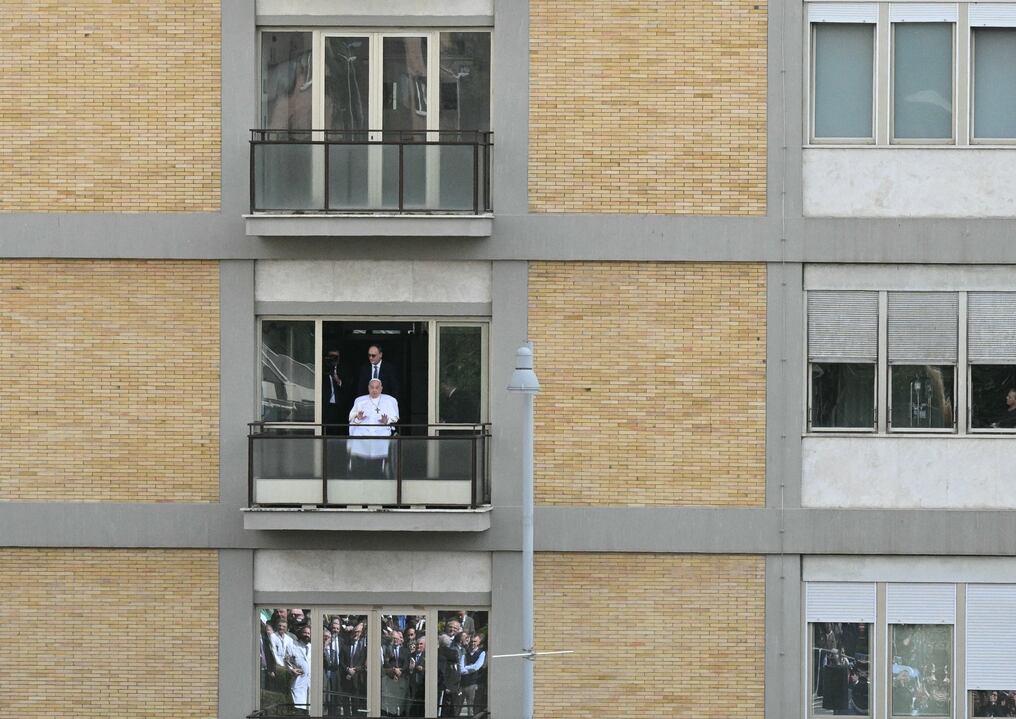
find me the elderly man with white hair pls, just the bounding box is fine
[348,379,400,478]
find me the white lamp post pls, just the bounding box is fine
[506,344,540,719]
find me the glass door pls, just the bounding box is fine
[324,36,371,210]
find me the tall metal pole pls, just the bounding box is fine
[507,344,540,719]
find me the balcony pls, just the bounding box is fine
[244,423,492,532]
[249,708,490,719]
[246,129,493,238]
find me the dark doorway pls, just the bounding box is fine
[322,320,430,429]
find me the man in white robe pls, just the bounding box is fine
[287,623,312,711]
[348,379,400,460]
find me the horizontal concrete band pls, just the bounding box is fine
[8,214,1016,263]
[3,503,1016,555]
[255,591,491,605]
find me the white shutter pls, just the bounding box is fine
[967,585,1016,689]
[970,3,1016,27]
[968,292,1016,363]
[806,582,877,622]
[809,3,879,23]
[809,291,879,362]
[890,3,959,22]
[886,583,955,624]
[888,292,959,363]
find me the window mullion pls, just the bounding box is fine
[958,292,969,434]
[878,291,889,433]
[957,5,971,145]
[877,3,891,144]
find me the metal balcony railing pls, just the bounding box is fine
[248,706,490,718]
[248,423,491,508]
[250,129,493,215]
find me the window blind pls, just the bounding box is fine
[967,584,1016,689]
[806,582,877,622]
[887,292,958,363]
[969,292,1016,363]
[808,290,879,362]
[886,583,955,624]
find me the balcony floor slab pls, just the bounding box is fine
[242,506,492,532]
[244,214,493,238]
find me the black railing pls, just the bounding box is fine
[248,423,491,509]
[250,129,493,215]
[248,706,490,719]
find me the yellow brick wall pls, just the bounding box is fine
[0,548,218,718]
[535,553,765,718]
[529,0,767,214]
[529,262,766,506]
[0,0,220,212]
[0,260,220,502]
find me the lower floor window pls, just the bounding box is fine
[890,624,953,718]
[258,606,489,716]
[810,622,871,715]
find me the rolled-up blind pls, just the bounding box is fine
[969,292,1016,363]
[808,291,879,362]
[888,292,958,363]
[806,582,877,622]
[967,584,1016,689]
[886,583,955,624]
[809,3,879,23]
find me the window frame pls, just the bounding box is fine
[969,25,1016,145]
[886,363,958,434]
[807,361,879,433]
[809,20,878,144]
[805,2,1016,146]
[888,19,957,145]
[807,621,875,718]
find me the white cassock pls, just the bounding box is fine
[348,393,400,458]
[287,641,311,707]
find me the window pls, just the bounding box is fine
[257,606,489,716]
[806,583,876,718]
[255,29,491,213]
[806,290,1016,434]
[807,3,1016,144]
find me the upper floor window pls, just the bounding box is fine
[807,290,1016,433]
[807,2,1016,145]
[255,29,492,214]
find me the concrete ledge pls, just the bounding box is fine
[244,214,494,238]
[242,506,492,532]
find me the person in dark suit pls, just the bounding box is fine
[382,631,410,716]
[340,622,368,716]
[322,348,351,435]
[358,344,401,401]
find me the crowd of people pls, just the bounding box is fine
[891,625,952,717]
[259,608,487,717]
[812,622,870,716]
[973,690,1016,717]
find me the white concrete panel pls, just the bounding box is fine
[805,264,1016,291]
[255,260,491,304]
[255,549,492,592]
[804,556,1016,583]
[802,436,1016,508]
[256,0,493,18]
[803,148,1016,217]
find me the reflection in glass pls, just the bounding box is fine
[971,365,1016,429]
[893,23,953,140]
[891,625,952,717]
[813,24,875,139]
[383,37,428,209]
[259,608,312,713]
[438,610,488,717]
[259,32,315,209]
[973,29,1016,139]
[323,613,368,717]
[440,32,491,209]
[261,320,316,422]
[811,363,875,429]
[326,37,370,210]
[439,326,483,424]
[810,623,871,716]
[890,365,955,430]
[971,690,1016,717]
[380,614,427,716]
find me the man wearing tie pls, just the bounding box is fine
[340,622,367,716]
[358,344,401,400]
[322,348,350,435]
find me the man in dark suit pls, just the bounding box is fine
[358,344,401,401]
[340,622,368,717]
[322,348,351,435]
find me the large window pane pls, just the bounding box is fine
[973,28,1016,139]
[890,365,955,430]
[260,608,313,714]
[891,624,952,717]
[323,614,368,717]
[438,610,488,717]
[440,32,491,209]
[814,24,875,139]
[381,614,427,716]
[439,326,483,424]
[971,365,1016,429]
[811,622,871,716]
[971,690,1016,717]
[261,320,316,423]
[811,363,875,429]
[893,23,953,140]
[325,36,371,210]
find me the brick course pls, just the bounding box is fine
[529,262,766,506]
[0,0,220,212]
[0,548,218,718]
[529,0,767,214]
[535,553,765,718]
[0,260,220,502]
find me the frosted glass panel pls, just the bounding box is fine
[814,24,875,138]
[973,28,1016,138]
[893,23,953,139]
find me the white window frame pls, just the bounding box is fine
[808,16,879,144]
[805,2,1016,146]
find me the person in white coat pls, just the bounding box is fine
[348,380,400,475]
